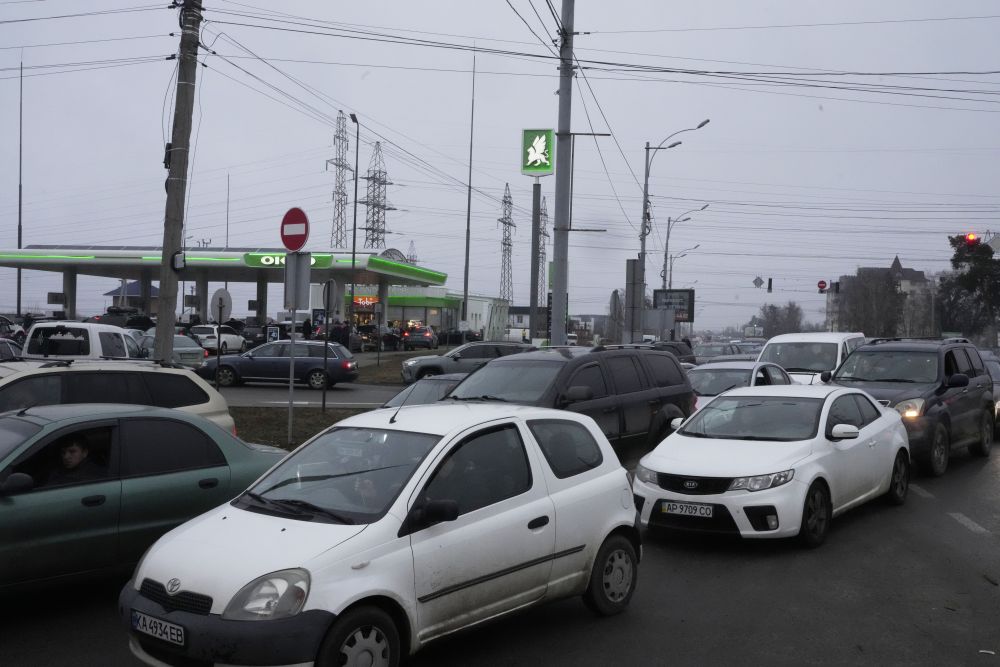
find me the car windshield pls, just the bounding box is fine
[449,360,562,403]
[0,416,42,461]
[190,326,215,335]
[680,396,823,441]
[693,344,728,357]
[385,378,462,408]
[759,342,839,372]
[241,427,440,523]
[835,350,938,383]
[688,368,751,396]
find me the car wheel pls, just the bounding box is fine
[316,606,400,667]
[970,411,993,457]
[239,341,247,353]
[215,366,237,387]
[583,534,637,616]
[885,450,909,506]
[798,481,831,548]
[307,370,328,390]
[923,423,950,476]
[221,342,228,354]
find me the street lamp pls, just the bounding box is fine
[660,203,709,289]
[633,118,710,342]
[349,113,360,327]
[668,243,700,289]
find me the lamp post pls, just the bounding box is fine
[668,243,700,289]
[634,118,709,342]
[661,204,708,289]
[349,113,360,328]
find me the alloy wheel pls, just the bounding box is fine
[601,548,634,603]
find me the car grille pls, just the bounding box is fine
[649,501,740,534]
[656,473,733,495]
[139,579,213,615]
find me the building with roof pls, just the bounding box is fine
[826,255,936,336]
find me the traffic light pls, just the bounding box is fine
[965,232,980,247]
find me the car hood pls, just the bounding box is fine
[832,380,936,404]
[137,504,366,613]
[408,354,445,364]
[642,433,814,477]
[788,371,821,385]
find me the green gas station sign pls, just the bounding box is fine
[521,129,554,175]
[243,252,333,268]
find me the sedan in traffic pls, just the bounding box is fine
[0,404,285,590]
[198,340,358,389]
[138,334,208,369]
[402,326,438,350]
[632,385,909,547]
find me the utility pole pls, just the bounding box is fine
[550,0,575,346]
[17,60,23,317]
[462,53,476,327]
[155,0,203,361]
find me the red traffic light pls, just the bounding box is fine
[966,232,979,245]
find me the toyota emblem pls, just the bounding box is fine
[166,578,182,595]
[683,480,698,489]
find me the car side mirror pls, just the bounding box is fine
[451,353,461,360]
[563,385,594,405]
[820,370,832,383]
[0,472,34,495]
[829,423,860,440]
[400,499,459,536]
[946,373,969,388]
[670,417,685,431]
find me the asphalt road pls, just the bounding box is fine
[219,382,402,408]
[3,450,998,667]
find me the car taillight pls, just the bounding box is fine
[204,349,210,358]
[343,361,352,369]
[403,332,409,337]
[423,332,431,337]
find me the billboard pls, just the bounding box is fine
[652,289,695,323]
[521,129,555,176]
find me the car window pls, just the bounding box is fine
[567,363,608,399]
[119,419,225,477]
[450,360,562,402]
[64,372,148,405]
[0,342,14,361]
[836,350,939,384]
[847,337,865,352]
[457,345,490,360]
[765,366,789,385]
[951,349,973,376]
[0,416,43,463]
[966,348,986,377]
[754,367,769,385]
[986,360,1000,382]
[527,419,603,479]
[220,326,236,336]
[759,342,839,373]
[826,395,864,434]
[142,374,210,408]
[422,424,531,516]
[13,426,115,491]
[644,354,684,387]
[688,368,750,396]
[0,375,62,412]
[607,356,645,394]
[124,335,141,358]
[99,332,127,358]
[497,345,525,357]
[27,326,91,356]
[854,394,882,427]
[682,396,823,441]
[191,326,215,336]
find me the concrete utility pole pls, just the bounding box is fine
[550,0,575,346]
[154,0,203,361]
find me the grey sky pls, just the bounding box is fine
[1,0,998,329]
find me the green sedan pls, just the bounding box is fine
[0,403,286,590]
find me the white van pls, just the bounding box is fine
[756,332,865,384]
[23,321,143,361]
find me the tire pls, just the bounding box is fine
[215,366,237,387]
[798,481,831,548]
[307,369,328,390]
[316,606,400,667]
[221,342,228,354]
[969,410,993,457]
[885,450,909,506]
[239,341,247,353]
[583,534,638,616]
[922,423,950,476]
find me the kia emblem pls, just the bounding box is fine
[683,480,698,489]
[166,578,182,595]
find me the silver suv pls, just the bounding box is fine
[401,341,534,384]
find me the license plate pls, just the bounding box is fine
[662,501,714,518]
[131,610,185,646]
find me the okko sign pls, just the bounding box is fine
[521,129,555,176]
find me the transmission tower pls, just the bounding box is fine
[537,196,550,307]
[498,183,515,304]
[325,111,353,248]
[360,142,395,249]
[406,241,419,264]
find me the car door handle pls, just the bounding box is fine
[962,388,969,393]
[198,478,219,489]
[527,516,549,529]
[81,495,106,507]
[867,440,877,448]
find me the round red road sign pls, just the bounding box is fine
[817,280,828,290]
[280,207,310,252]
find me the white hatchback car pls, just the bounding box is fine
[121,404,640,667]
[190,325,246,354]
[633,385,909,547]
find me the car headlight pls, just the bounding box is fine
[222,569,310,621]
[403,359,418,366]
[634,463,657,485]
[729,470,794,492]
[893,398,925,419]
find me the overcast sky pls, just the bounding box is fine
[1,0,998,329]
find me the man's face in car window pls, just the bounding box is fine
[61,443,89,470]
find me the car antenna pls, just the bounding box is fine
[389,383,416,424]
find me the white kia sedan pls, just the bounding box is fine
[121,404,639,667]
[632,385,909,547]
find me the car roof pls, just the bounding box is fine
[721,384,847,399]
[336,402,590,436]
[415,373,468,381]
[2,402,189,426]
[689,360,757,370]
[853,340,956,352]
[27,321,127,334]
[763,332,864,344]
[0,359,192,382]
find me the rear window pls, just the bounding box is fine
[644,354,685,387]
[26,326,91,356]
[142,373,211,408]
[191,326,215,335]
[99,332,127,358]
[527,419,603,479]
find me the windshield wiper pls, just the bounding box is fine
[835,375,869,381]
[874,378,918,383]
[260,464,412,494]
[784,367,820,373]
[478,394,508,402]
[679,431,708,438]
[268,499,354,524]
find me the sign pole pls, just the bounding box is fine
[321,279,332,414]
[279,207,311,447]
[215,297,223,390]
[287,304,296,447]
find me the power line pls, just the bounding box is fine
[590,14,1000,34]
[0,4,167,24]
[504,0,557,57]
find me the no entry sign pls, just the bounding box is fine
[280,207,310,252]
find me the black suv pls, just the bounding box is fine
[649,340,695,365]
[446,346,696,459]
[831,338,994,476]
